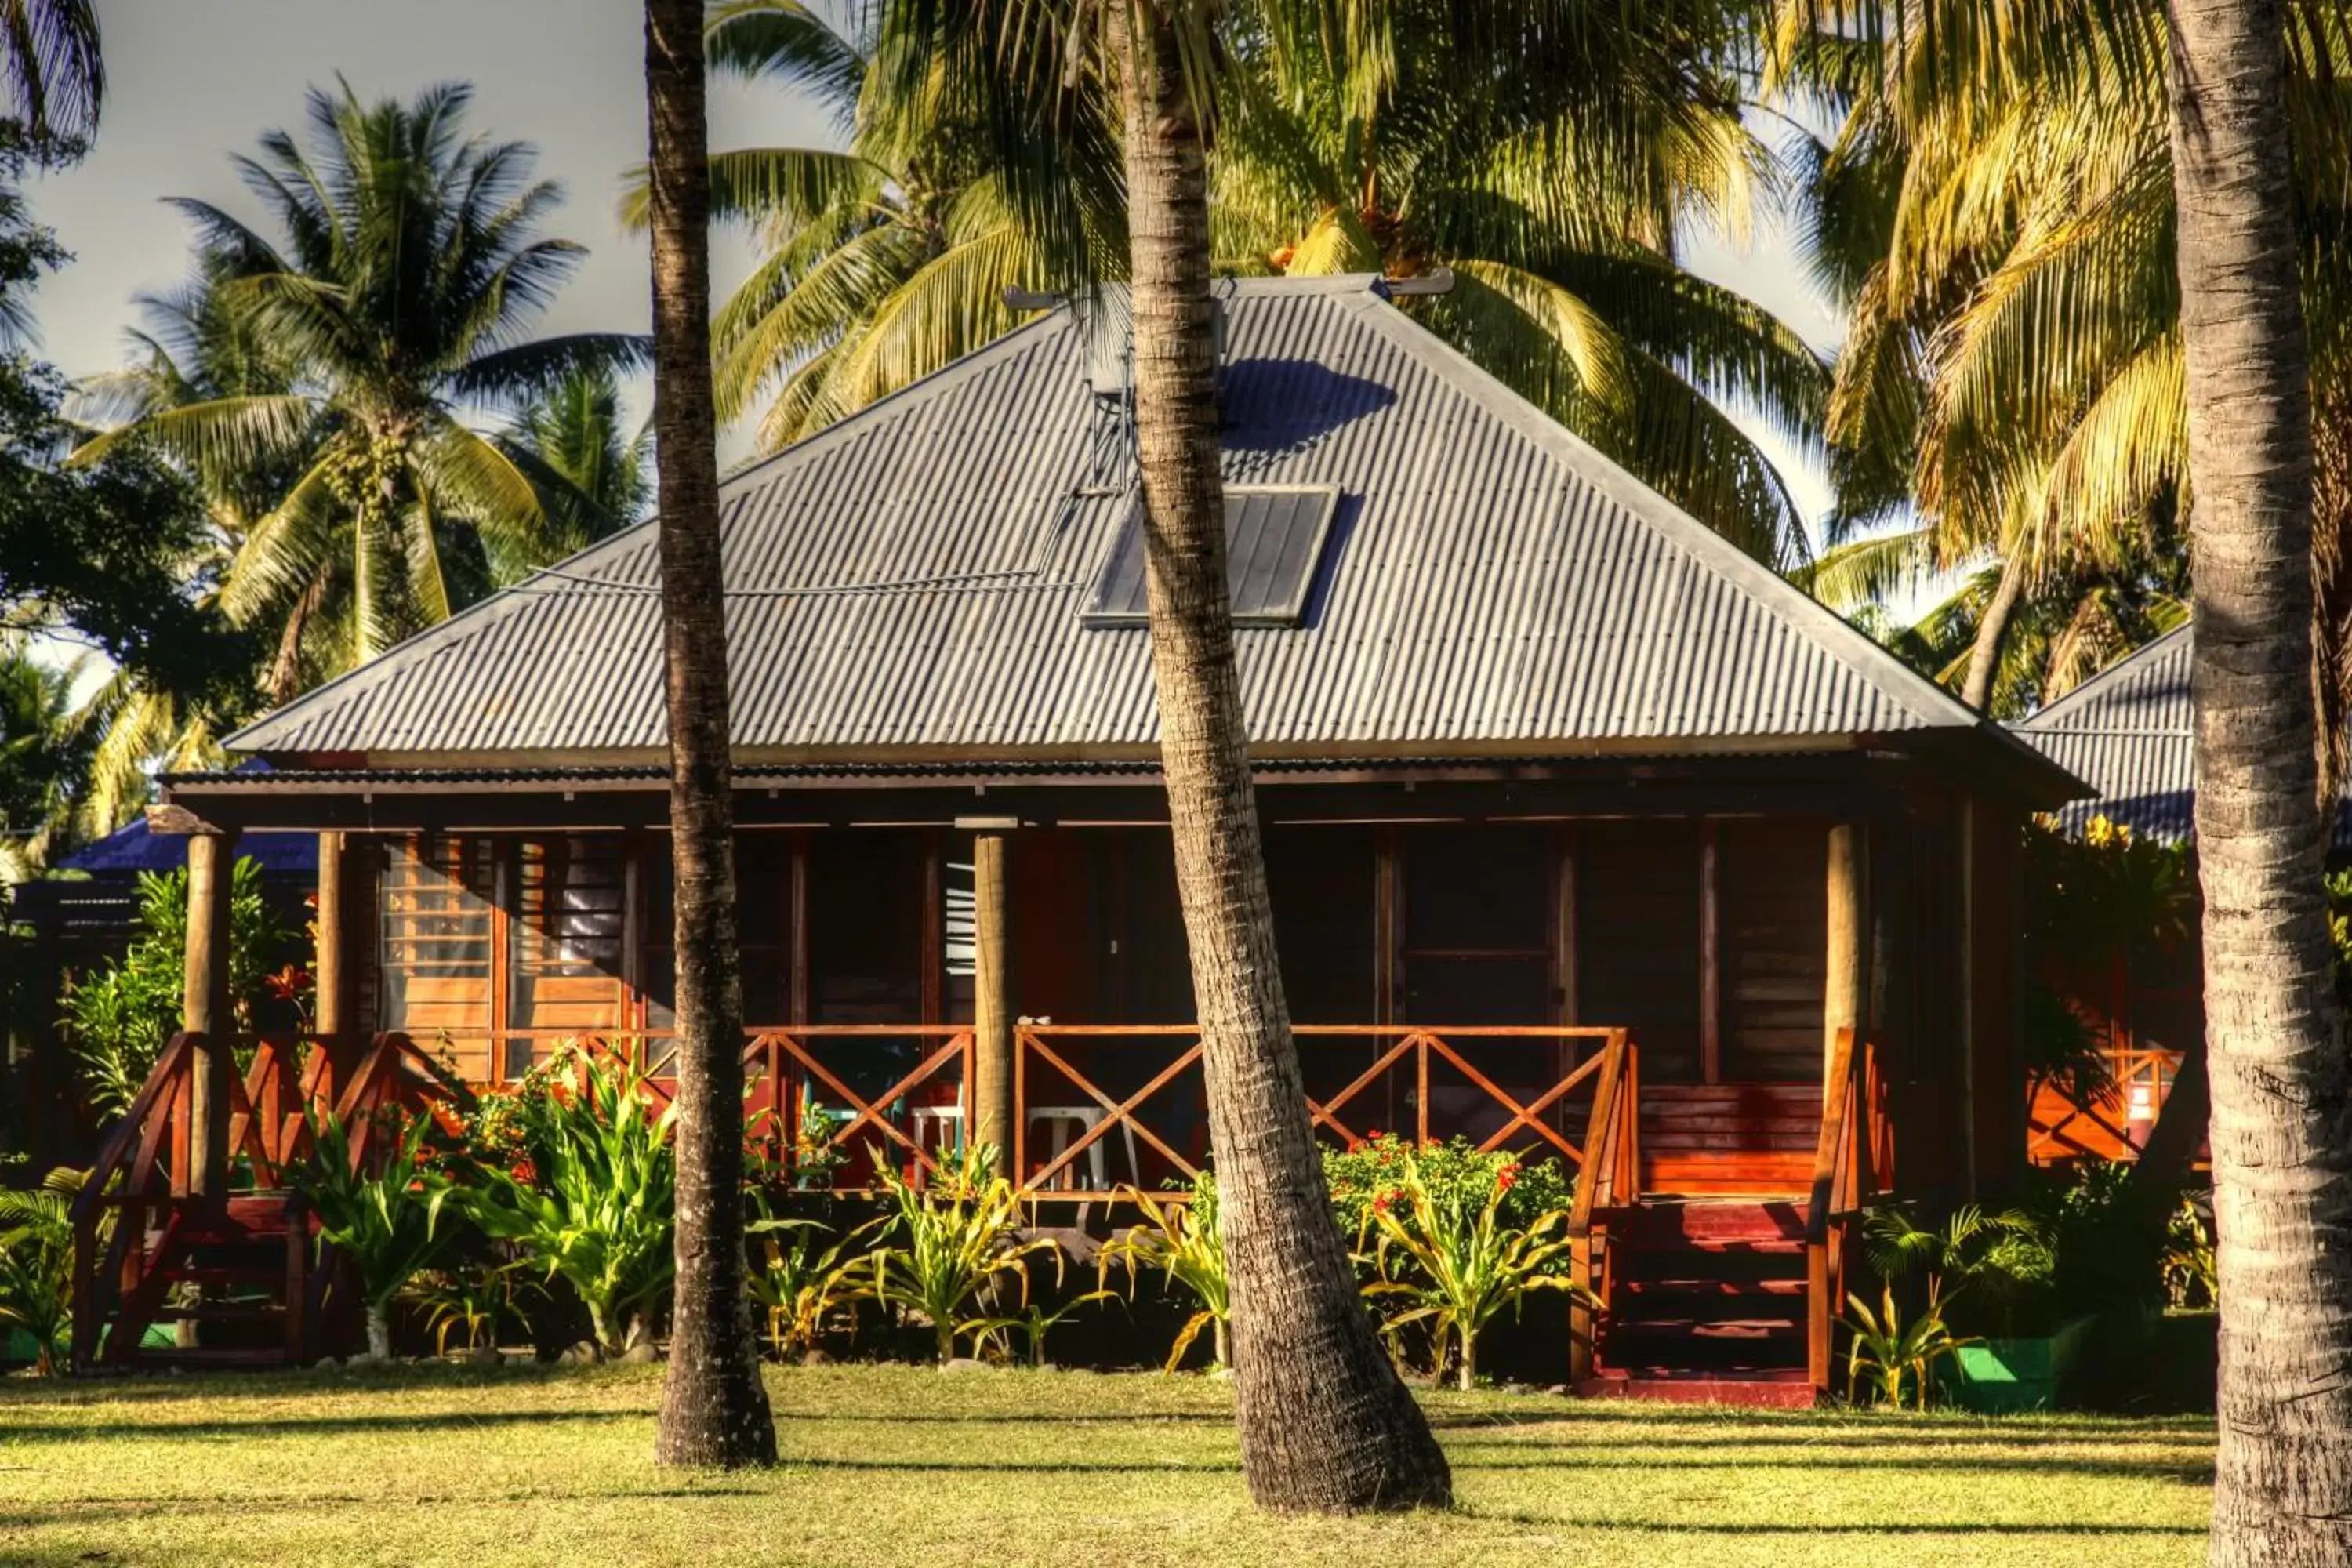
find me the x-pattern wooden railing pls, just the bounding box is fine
[2028,1047,2185,1163]
[1007,1024,1624,1200]
[69,1030,466,1372]
[1300,1027,1617,1163]
[412,1022,1633,1200]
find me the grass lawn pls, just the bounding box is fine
[0,1363,2212,1567]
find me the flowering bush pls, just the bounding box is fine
[464,1047,676,1356]
[1323,1133,1571,1245]
[1358,1147,1582,1388]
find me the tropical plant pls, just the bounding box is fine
[466,1047,677,1356]
[643,0,775,1469]
[0,640,86,881]
[70,80,645,686]
[1843,1283,1974,1410]
[1323,1134,1572,1248]
[495,365,650,550]
[0,0,99,154]
[0,1165,80,1374]
[1098,1178,1231,1371]
[1043,0,1454,1509]
[2161,0,2352,1539]
[2163,1192,2218,1313]
[407,1258,532,1357]
[743,1200,883,1361]
[1773,1,2352,732]
[869,1142,1054,1367]
[1218,0,1824,564]
[961,1285,1117,1370]
[1864,1202,2056,1339]
[297,1109,462,1361]
[1357,1152,1581,1390]
[638,0,1117,455]
[60,858,293,1112]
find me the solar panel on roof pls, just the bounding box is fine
[1083,485,1343,627]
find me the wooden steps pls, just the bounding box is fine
[95,1192,309,1371]
[1641,1085,1818,1194]
[1588,1197,1817,1406]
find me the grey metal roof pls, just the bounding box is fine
[2014,629,2194,840]
[227,275,2041,769]
[2015,626,2352,847]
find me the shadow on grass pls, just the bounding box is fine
[0,1407,641,1443]
[1464,1510,2206,1538]
[1447,1453,2214,1481]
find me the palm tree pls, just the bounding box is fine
[628,0,1117,456]
[72,81,647,683]
[1069,0,1452,1510]
[0,639,85,883]
[497,365,652,550]
[1779,2,2352,726]
[643,0,776,1471]
[703,2,1818,564]
[0,0,100,154]
[1215,0,1826,564]
[2163,1,2352,1558]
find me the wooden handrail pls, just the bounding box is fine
[1565,1029,1636,1385]
[1806,1025,1888,1396]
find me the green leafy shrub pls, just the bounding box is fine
[2164,1193,2216,1310]
[1099,1180,1230,1370]
[407,1259,534,1356]
[1359,1149,1581,1388]
[1864,1203,2058,1338]
[1323,1133,1572,1246]
[744,1190,882,1361]
[869,1144,1055,1367]
[1844,1284,1975,1410]
[298,1110,462,1359]
[60,861,292,1112]
[0,1167,80,1374]
[465,1047,676,1356]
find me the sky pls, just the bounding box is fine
[23,0,1849,581]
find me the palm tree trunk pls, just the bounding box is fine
[1116,3,1450,1514]
[644,0,775,1471]
[1961,550,2026,713]
[2164,2,2352,1559]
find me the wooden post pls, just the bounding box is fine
[1824,822,1869,1087]
[183,827,238,1200]
[312,831,352,1087]
[971,830,1015,1165]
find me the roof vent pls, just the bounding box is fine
[1083,485,1343,629]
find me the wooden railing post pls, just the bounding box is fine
[183,827,238,1201]
[971,831,1015,1165]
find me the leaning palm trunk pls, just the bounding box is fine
[2163,0,2352,1559]
[1961,549,2026,713]
[644,0,775,1470]
[1115,3,1450,1513]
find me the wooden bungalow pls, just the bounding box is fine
[98,275,2083,1399]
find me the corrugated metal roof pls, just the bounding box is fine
[227,275,2024,764]
[2014,627,2198,843]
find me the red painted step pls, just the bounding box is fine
[1575,1369,1816,1409]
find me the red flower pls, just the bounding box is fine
[510,1159,537,1185]
[1496,1163,1520,1193]
[262,964,313,1002]
[1370,1192,1392,1215]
